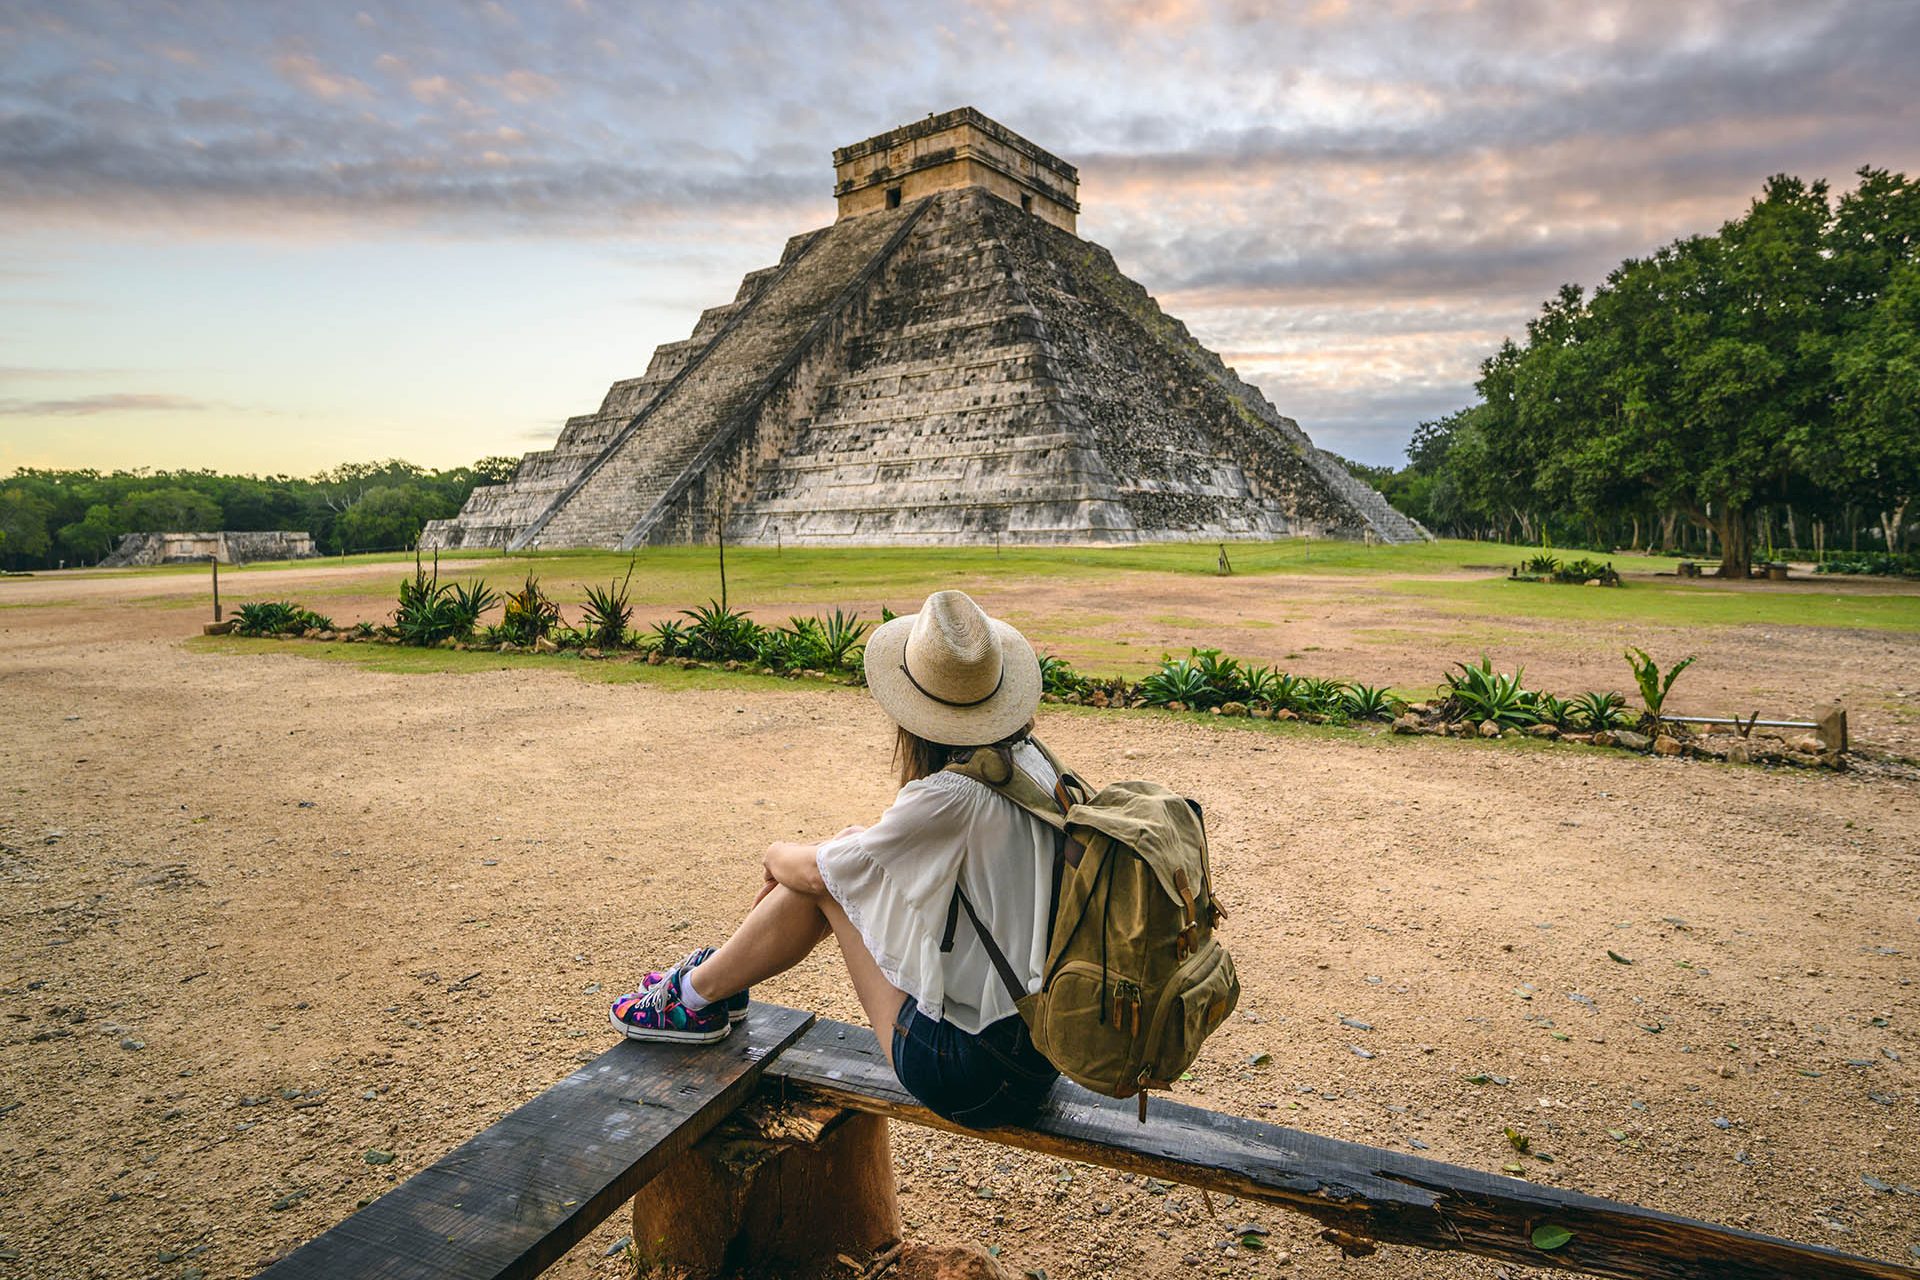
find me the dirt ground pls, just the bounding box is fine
[1,564,1917,1279]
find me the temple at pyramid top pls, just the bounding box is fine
[421,111,1423,552]
[832,107,1080,233]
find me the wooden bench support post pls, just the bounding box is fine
[632,1094,899,1278]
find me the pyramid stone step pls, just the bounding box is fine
[427,111,1424,552]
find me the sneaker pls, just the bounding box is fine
[609,964,731,1043]
[639,946,749,1024]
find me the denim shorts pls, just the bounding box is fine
[890,994,1059,1129]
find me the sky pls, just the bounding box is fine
[3,0,1917,475]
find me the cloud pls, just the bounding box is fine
[1,0,1916,464]
[0,392,218,416]
[270,52,371,102]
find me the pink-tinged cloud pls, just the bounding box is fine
[0,393,218,416]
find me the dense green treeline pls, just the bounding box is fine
[1358,168,1920,575]
[0,458,516,569]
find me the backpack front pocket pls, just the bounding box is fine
[1028,960,1144,1097]
[1141,940,1238,1088]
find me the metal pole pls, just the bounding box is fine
[211,555,221,622]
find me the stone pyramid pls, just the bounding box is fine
[422,109,1423,551]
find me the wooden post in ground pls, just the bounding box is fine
[631,1093,899,1278]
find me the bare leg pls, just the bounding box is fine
[688,884,908,1068]
[691,884,832,999]
[815,892,909,1068]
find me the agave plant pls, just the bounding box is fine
[1521,553,1561,576]
[814,609,869,671]
[1295,676,1350,717]
[580,558,637,650]
[643,618,689,657]
[755,619,826,672]
[392,556,471,646]
[1138,656,1215,708]
[681,600,763,662]
[1571,690,1631,731]
[447,579,498,634]
[1441,655,1539,728]
[1190,649,1250,703]
[500,573,561,646]
[1241,664,1284,706]
[1624,647,1696,725]
[233,600,304,636]
[1532,692,1581,732]
[1268,671,1308,713]
[1341,683,1404,721]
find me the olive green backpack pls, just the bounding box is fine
[943,739,1239,1120]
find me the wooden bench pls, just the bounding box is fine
[259,1005,1913,1280]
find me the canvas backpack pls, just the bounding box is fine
[942,738,1239,1120]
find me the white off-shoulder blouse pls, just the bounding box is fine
[816,740,1059,1034]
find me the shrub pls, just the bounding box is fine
[1556,557,1619,585]
[1521,553,1561,576]
[1624,648,1696,724]
[1440,655,1539,727]
[233,600,326,636]
[500,573,561,646]
[580,559,636,650]
[1038,653,1089,698]
[1814,551,1920,577]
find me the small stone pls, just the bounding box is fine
[533,636,560,654]
[364,1149,395,1165]
[1525,723,1559,738]
[120,1038,144,1051]
[604,1235,631,1257]
[1726,742,1752,765]
[1612,730,1652,751]
[1390,714,1420,735]
[1478,720,1502,738]
[1653,735,1683,755]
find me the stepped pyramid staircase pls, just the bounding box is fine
[424,189,1423,550]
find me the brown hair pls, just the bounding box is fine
[894,720,1035,788]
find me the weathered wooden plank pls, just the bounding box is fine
[258,1006,812,1280]
[765,1018,1914,1280]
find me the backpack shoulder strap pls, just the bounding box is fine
[943,743,1070,829]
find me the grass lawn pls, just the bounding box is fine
[1381,576,1920,632]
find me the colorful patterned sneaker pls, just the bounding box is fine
[638,946,749,1024]
[609,964,730,1043]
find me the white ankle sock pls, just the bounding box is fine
[678,965,713,1012]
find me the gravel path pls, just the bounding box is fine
[1,576,1915,1279]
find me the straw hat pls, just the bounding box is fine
[863,591,1042,746]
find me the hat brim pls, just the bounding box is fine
[863,613,1043,746]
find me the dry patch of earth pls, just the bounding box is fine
[1,563,1916,1279]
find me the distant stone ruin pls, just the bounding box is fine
[421,108,1423,550]
[99,531,316,567]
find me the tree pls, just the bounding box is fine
[329,484,457,553]
[0,489,54,566]
[117,486,222,532]
[58,504,122,563]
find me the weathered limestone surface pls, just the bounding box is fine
[422,113,1423,551]
[100,530,316,566]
